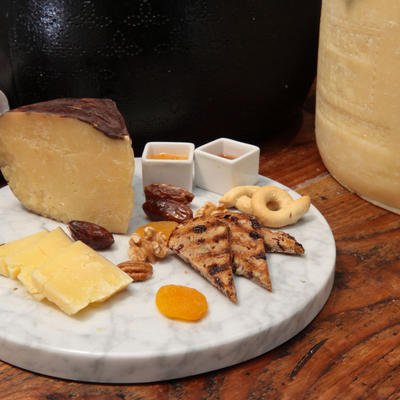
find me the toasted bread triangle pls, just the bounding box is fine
[261,227,305,255]
[214,212,272,291]
[195,202,304,255]
[168,216,237,303]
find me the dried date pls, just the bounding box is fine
[68,220,114,250]
[142,199,193,223]
[144,184,194,204]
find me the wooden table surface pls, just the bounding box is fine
[1,89,399,399]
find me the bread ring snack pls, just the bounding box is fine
[219,184,293,215]
[219,186,259,213]
[251,186,311,228]
[234,195,253,214]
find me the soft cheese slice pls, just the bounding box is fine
[31,240,133,315]
[0,230,49,277]
[0,98,135,233]
[6,228,73,300]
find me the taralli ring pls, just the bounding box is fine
[250,186,311,228]
[235,195,254,214]
[219,186,259,213]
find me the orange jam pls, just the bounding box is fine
[148,153,188,160]
[218,153,236,160]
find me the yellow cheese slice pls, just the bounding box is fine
[0,230,49,277]
[31,241,132,315]
[5,228,73,300]
[0,98,135,233]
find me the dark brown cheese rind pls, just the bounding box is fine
[12,98,129,139]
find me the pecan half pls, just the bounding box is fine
[117,260,153,282]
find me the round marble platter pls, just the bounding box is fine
[0,160,336,383]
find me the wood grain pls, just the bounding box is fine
[1,90,399,399]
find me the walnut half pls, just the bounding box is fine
[195,202,228,218]
[128,227,169,263]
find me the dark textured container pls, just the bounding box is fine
[0,0,321,153]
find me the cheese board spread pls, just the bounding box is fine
[0,159,336,383]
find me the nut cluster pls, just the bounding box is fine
[195,202,228,218]
[128,227,168,263]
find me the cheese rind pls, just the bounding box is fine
[316,0,400,213]
[0,98,135,233]
[31,241,133,315]
[0,230,49,277]
[12,98,129,139]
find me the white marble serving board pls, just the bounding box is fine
[0,160,336,383]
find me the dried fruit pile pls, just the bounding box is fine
[142,183,194,223]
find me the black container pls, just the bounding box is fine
[0,0,321,153]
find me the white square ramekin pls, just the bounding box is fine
[194,138,260,194]
[141,142,195,191]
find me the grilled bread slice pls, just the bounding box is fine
[242,212,305,255]
[196,202,304,255]
[214,212,272,292]
[260,227,304,255]
[168,215,237,303]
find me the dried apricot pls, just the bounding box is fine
[135,221,178,240]
[155,285,208,321]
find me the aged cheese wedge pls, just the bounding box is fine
[31,240,133,315]
[10,228,73,299]
[0,230,49,277]
[0,98,135,233]
[316,0,400,213]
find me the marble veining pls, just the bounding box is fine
[0,159,336,383]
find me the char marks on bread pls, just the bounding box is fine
[260,227,304,255]
[168,215,237,303]
[213,212,272,292]
[169,204,306,301]
[195,202,305,255]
